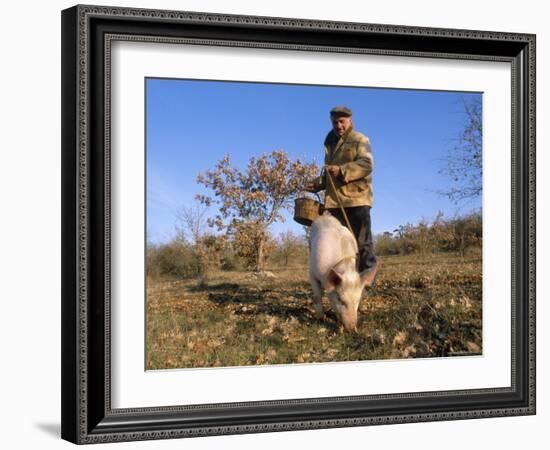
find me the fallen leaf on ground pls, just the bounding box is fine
[466,341,481,353]
[393,331,408,347]
[402,345,416,358]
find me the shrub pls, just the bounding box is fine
[270,231,309,268]
[374,211,482,256]
[147,240,200,280]
[196,234,230,275]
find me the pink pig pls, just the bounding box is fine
[308,212,370,332]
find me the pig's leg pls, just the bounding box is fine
[309,274,324,320]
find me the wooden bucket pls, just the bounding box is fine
[294,197,324,226]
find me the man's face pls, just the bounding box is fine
[331,115,353,136]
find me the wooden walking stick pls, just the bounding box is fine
[325,166,378,287]
[325,166,354,238]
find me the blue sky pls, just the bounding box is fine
[146,78,481,244]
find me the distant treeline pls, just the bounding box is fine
[147,211,481,280]
[374,211,482,256]
[147,230,309,280]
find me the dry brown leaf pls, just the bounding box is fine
[286,336,306,343]
[287,316,299,326]
[393,331,408,347]
[207,338,225,348]
[461,296,474,310]
[466,341,481,353]
[402,345,416,358]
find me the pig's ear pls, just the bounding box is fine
[325,269,342,292]
[360,264,378,288]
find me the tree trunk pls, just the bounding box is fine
[256,237,264,272]
[459,231,465,257]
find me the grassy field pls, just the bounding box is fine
[146,252,482,370]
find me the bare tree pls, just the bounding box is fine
[174,201,209,244]
[276,230,305,267]
[449,212,482,257]
[440,96,482,203]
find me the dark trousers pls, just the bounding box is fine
[327,206,377,273]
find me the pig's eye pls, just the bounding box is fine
[338,297,348,306]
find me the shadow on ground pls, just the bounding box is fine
[200,281,341,328]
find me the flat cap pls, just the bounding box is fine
[330,106,352,117]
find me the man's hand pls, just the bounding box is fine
[326,165,341,178]
[304,182,316,193]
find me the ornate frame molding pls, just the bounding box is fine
[61,5,536,444]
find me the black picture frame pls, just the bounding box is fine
[61,4,536,444]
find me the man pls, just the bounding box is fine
[305,106,378,286]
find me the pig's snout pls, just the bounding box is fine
[339,310,358,333]
[342,318,358,333]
